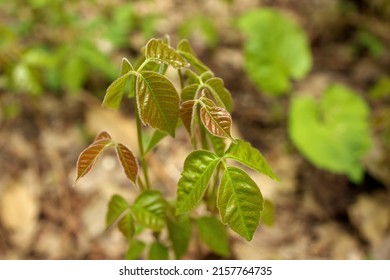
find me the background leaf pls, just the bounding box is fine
[224,139,279,180]
[176,150,220,215]
[118,211,135,241]
[200,106,233,139]
[218,166,264,241]
[148,241,169,260]
[238,8,312,95]
[136,71,180,136]
[145,38,188,68]
[115,143,138,184]
[131,190,167,231]
[196,216,230,257]
[167,215,191,259]
[289,84,371,182]
[75,139,113,182]
[106,194,130,228]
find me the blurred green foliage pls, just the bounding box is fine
[0,0,158,97]
[179,15,219,48]
[237,8,312,96]
[289,84,371,183]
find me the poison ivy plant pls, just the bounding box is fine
[289,84,371,183]
[75,37,278,259]
[237,8,312,95]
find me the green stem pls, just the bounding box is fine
[136,112,151,190]
[178,69,184,91]
[137,58,151,72]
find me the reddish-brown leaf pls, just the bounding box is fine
[93,131,112,142]
[200,106,233,139]
[75,139,112,183]
[179,100,196,135]
[115,143,138,184]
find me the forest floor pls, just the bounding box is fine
[1,0,390,259]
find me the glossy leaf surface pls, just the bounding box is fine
[196,216,229,257]
[106,194,130,228]
[131,190,167,231]
[115,143,138,184]
[136,71,179,136]
[218,167,264,241]
[224,139,279,180]
[176,150,220,214]
[200,106,233,139]
[145,38,188,68]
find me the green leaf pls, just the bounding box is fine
[118,211,135,241]
[120,57,134,76]
[102,72,132,109]
[261,199,275,227]
[181,84,199,102]
[196,216,230,257]
[145,38,189,68]
[180,100,197,135]
[208,133,226,157]
[12,63,42,95]
[167,215,191,259]
[75,139,113,183]
[145,130,168,153]
[115,143,138,184]
[204,78,233,112]
[63,57,86,92]
[177,39,210,73]
[131,190,167,231]
[176,150,220,215]
[185,69,201,85]
[148,241,169,260]
[200,105,233,140]
[178,15,219,48]
[289,84,371,183]
[106,194,130,228]
[238,8,312,95]
[224,139,279,180]
[136,71,180,137]
[218,166,264,241]
[125,240,145,260]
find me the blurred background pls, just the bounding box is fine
[1,0,390,259]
